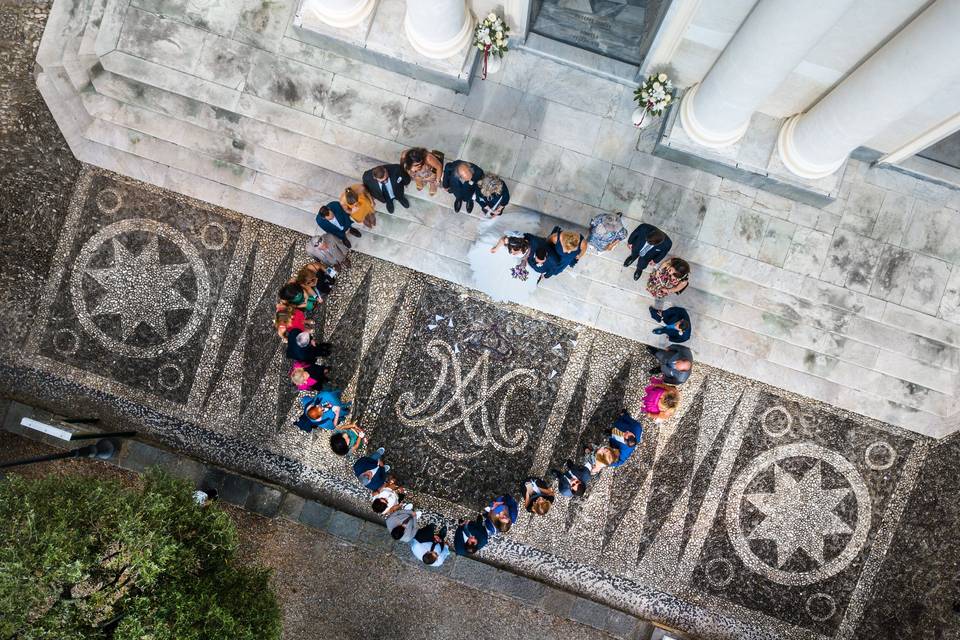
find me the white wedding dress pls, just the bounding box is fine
[467,211,545,303]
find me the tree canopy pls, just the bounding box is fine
[0,469,281,640]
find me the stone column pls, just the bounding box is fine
[778,0,960,179]
[679,0,855,148]
[405,0,473,60]
[298,0,375,28]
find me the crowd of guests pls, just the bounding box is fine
[267,144,699,566]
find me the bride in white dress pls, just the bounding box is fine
[466,210,545,303]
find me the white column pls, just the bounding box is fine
[779,0,960,179]
[405,0,473,60]
[679,0,855,148]
[298,0,375,29]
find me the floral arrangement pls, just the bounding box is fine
[474,12,509,79]
[633,72,674,126]
[510,260,529,281]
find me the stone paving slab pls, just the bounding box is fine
[32,0,960,440]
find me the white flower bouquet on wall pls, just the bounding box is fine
[633,72,674,128]
[474,12,509,79]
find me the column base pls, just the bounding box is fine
[776,114,845,180]
[301,0,376,29]
[404,10,473,60]
[678,83,750,149]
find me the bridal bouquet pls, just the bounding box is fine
[474,12,509,79]
[633,72,674,127]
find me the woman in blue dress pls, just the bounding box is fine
[546,225,588,276]
[295,389,351,432]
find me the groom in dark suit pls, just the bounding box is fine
[523,233,562,281]
[316,201,360,248]
[362,164,409,214]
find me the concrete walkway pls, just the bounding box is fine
[35,0,960,437]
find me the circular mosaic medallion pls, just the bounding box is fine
[95,188,123,214]
[157,363,185,390]
[199,221,228,251]
[726,442,872,586]
[805,592,837,621]
[52,329,80,356]
[864,441,897,471]
[704,558,734,588]
[70,218,210,359]
[760,405,793,438]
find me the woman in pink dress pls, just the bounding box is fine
[641,377,680,421]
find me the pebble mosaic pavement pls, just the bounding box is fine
[2,3,959,637]
[10,168,941,640]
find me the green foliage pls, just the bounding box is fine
[0,469,281,640]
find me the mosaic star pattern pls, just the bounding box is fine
[23,170,938,640]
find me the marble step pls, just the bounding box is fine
[90,69,960,366]
[519,33,641,86]
[57,55,960,385]
[51,11,960,364]
[49,61,960,418]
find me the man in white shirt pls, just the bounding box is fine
[409,523,450,567]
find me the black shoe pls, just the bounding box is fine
[644,345,659,355]
[397,195,410,208]
[648,366,660,375]
[349,228,362,238]
[342,237,352,248]
[386,200,395,214]
[465,200,474,213]
[623,254,637,267]
[634,270,644,281]
[454,199,463,212]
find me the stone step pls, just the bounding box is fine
[53,61,960,421]
[58,56,960,387]
[57,19,960,383]
[519,33,640,86]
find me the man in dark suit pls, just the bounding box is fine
[442,159,484,213]
[608,409,642,468]
[453,514,489,556]
[362,164,409,214]
[647,344,693,385]
[649,305,691,343]
[316,201,360,248]
[551,459,590,497]
[286,328,331,363]
[522,234,562,281]
[624,223,672,280]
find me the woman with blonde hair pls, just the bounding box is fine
[340,183,377,228]
[289,361,330,391]
[545,225,588,277]
[400,147,444,196]
[583,443,621,475]
[642,377,680,421]
[475,173,510,217]
[274,302,311,339]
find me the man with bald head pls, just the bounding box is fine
[647,344,694,385]
[441,159,484,213]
